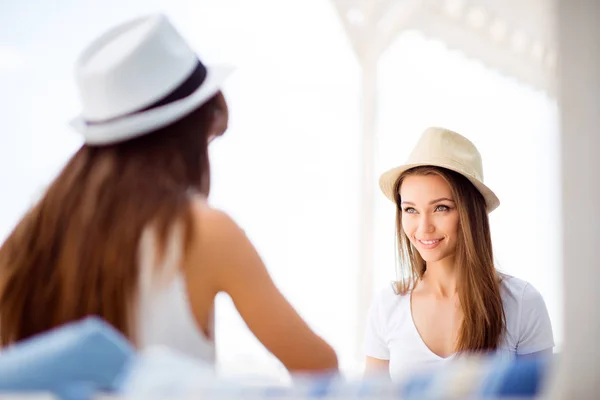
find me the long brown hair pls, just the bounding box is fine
[0,93,227,346]
[393,166,505,352]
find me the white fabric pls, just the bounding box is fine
[135,224,215,364]
[71,65,233,145]
[364,274,554,380]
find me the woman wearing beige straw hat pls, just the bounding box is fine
[0,14,337,373]
[364,127,554,380]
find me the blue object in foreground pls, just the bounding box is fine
[480,355,550,397]
[399,354,551,400]
[0,316,135,400]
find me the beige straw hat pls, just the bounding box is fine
[378,127,500,212]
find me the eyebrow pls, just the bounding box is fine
[401,197,455,205]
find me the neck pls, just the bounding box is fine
[421,256,458,297]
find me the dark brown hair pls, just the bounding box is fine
[393,166,505,352]
[0,93,227,346]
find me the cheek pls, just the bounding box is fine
[401,216,416,237]
[440,214,459,236]
[449,214,460,233]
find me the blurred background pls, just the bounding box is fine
[0,0,561,382]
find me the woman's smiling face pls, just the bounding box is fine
[399,174,459,263]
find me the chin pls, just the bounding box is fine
[420,254,444,263]
[419,251,454,264]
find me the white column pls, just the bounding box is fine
[355,55,377,364]
[549,1,600,398]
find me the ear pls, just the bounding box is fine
[209,91,229,137]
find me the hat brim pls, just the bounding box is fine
[70,65,234,145]
[379,162,500,213]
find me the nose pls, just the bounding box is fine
[417,214,435,235]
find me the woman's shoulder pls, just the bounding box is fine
[371,283,410,314]
[188,197,246,243]
[497,273,554,353]
[498,273,543,303]
[498,273,529,298]
[186,197,254,272]
[498,273,548,323]
[189,196,233,224]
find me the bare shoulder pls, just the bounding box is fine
[188,197,254,256]
[189,197,241,237]
[187,198,260,287]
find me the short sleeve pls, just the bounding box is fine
[364,289,390,360]
[516,283,555,355]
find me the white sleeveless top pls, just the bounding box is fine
[134,223,215,363]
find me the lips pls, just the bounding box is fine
[417,238,444,249]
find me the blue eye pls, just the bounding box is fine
[403,207,417,214]
[435,205,450,212]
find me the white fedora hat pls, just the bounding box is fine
[379,127,500,212]
[70,13,234,145]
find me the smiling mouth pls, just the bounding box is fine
[417,238,444,248]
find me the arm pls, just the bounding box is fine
[189,203,338,373]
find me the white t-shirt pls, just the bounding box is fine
[364,274,554,380]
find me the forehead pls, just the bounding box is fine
[399,174,453,202]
